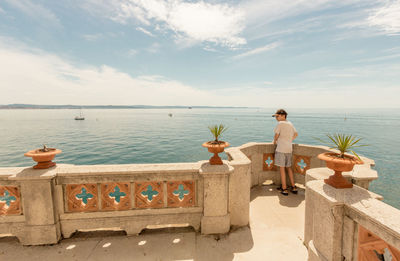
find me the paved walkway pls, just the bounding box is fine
[0,185,308,261]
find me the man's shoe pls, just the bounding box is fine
[280,189,289,196]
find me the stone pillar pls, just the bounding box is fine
[225,147,251,227]
[10,167,61,245]
[305,180,345,261]
[199,161,233,234]
[228,162,251,227]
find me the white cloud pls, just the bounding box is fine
[136,27,155,37]
[203,46,218,52]
[209,83,400,108]
[127,49,138,57]
[232,42,280,59]
[147,42,160,53]
[301,64,400,80]
[241,0,400,41]
[82,34,103,41]
[83,0,246,48]
[0,37,398,108]
[0,38,217,106]
[0,6,5,14]
[4,0,60,26]
[368,1,400,35]
[241,0,337,27]
[356,53,400,63]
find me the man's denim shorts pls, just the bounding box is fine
[274,152,292,167]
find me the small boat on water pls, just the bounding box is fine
[75,109,85,120]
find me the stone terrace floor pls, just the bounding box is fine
[0,184,308,261]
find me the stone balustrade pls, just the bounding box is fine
[0,161,243,245]
[305,170,400,261]
[226,142,378,189]
[0,142,392,250]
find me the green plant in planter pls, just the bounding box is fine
[203,124,230,165]
[208,124,228,144]
[315,133,367,159]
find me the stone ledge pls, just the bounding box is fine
[8,167,58,181]
[57,162,202,176]
[199,161,233,176]
[60,207,203,220]
[306,167,380,196]
[0,215,25,223]
[0,167,27,179]
[348,164,378,180]
[225,147,251,165]
[61,213,202,238]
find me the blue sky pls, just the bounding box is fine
[0,0,399,107]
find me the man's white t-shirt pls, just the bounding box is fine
[274,120,297,153]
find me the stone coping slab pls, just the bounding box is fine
[307,180,400,249]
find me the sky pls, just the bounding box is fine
[0,0,399,108]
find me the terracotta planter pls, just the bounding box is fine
[24,148,62,169]
[202,141,230,165]
[318,152,363,189]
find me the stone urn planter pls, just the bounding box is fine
[202,141,230,165]
[24,145,62,169]
[203,124,229,165]
[318,152,363,188]
[315,134,366,189]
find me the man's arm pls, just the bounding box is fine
[273,133,280,145]
[293,132,298,141]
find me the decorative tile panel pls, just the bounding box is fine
[101,182,131,211]
[0,186,21,215]
[135,182,163,209]
[167,181,195,208]
[358,225,400,260]
[66,184,98,212]
[263,153,277,171]
[293,155,311,175]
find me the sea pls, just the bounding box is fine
[0,108,399,209]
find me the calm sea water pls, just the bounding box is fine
[0,108,399,209]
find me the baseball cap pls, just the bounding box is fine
[272,109,287,117]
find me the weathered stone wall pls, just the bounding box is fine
[305,171,400,261]
[0,161,236,245]
[0,143,381,247]
[227,142,377,189]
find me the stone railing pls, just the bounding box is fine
[0,161,251,245]
[226,142,378,190]
[0,142,380,246]
[305,168,400,261]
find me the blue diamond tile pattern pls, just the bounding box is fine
[0,190,16,206]
[297,159,307,170]
[109,186,126,203]
[76,188,94,204]
[265,156,273,167]
[141,185,159,201]
[173,184,189,201]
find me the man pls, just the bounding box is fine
[272,109,298,196]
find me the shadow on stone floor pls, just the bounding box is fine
[250,184,305,208]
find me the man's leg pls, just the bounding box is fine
[287,167,295,187]
[280,166,287,189]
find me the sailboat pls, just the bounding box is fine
[74,109,85,120]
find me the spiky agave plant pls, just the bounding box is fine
[315,134,367,159]
[208,124,228,144]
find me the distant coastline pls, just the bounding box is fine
[0,104,251,109]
